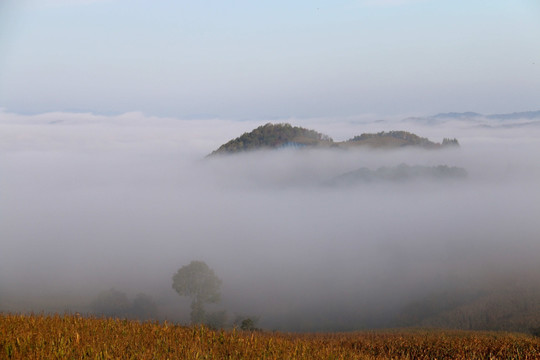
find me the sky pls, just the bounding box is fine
[0,0,539,118]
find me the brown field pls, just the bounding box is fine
[1,313,539,359]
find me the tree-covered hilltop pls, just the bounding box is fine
[344,131,459,149]
[209,123,333,155]
[209,124,459,155]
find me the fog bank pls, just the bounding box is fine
[1,110,540,331]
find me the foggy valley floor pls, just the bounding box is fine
[1,111,540,332]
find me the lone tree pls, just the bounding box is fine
[172,260,222,324]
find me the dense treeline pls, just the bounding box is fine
[347,131,439,148]
[209,124,460,155]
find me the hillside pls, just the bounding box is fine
[395,280,540,333]
[209,124,459,155]
[342,131,459,149]
[209,123,333,155]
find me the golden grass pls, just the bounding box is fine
[1,313,539,359]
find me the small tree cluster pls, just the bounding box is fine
[442,138,460,147]
[91,288,158,320]
[234,315,260,331]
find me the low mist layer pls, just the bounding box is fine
[1,110,540,332]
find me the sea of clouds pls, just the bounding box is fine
[1,109,539,330]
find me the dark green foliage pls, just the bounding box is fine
[172,261,222,325]
[346,131,452,148]
[349,131,432,145]
[209,123,333,155]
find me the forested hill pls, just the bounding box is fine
[209,123,459,156]
[209,123,333,155]
[343,131,459,149]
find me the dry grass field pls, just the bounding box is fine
[1,313,539,359]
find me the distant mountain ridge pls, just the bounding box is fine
[405,110,540,124]
[209,123,459,156]
[487,110,540,120]
[433,112,482,119]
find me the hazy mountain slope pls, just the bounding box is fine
[396,281,540,333]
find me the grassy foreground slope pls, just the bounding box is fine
[2,314,539,359]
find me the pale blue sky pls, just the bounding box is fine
[0,0,539,118]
